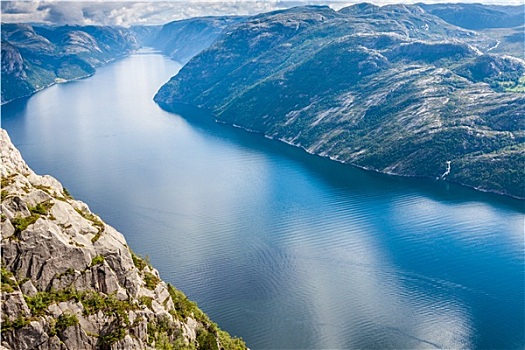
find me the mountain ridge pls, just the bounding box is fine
[154,4,525,199]
[1,24,140,104]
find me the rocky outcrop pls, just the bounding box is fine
[0,129,246,350]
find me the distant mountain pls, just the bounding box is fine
[149,16,245,64]
[155,4,525,198]
[129,25,162,46]
[1,24,140,104]
[419,3,524,30]
[1,17,244,104]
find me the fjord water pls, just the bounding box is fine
[2,50,524,349]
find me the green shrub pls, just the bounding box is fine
[197,329,218,350]
[1,315,30,331]
[218,330,247,350]
[1,267,17,293]
[98,320,126,348]
[30,202,53,215]
[80,291,137,317]
[11,214,40,234]
[25,289,82,316]
[146,315,179,349]
[167,284,202,321]
[81,291,107,315]
[143,272,160,290]
[25,292,54,316]
[63,187,72,199]
[56,312,79,332]
[138,296,153,309]
[131,251,149,271]
[91,231,102,243]
[91,255,105,266]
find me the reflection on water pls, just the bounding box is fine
[2,50,523,349]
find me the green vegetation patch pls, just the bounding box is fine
[11,214,40,235]
[9,202,55,235]
[25,289,82,316]
[30,201,53,215]
[166,284,247,349]
[143,272,160,290]
[1,175,16,189]
[1,315,31,331]
[168,284,204,321]
[62,187,73,199]
[56,312,79,332]
[91,231,102,243]
[138,295,153,309]
[98,320,126,348]
[54,268,76,280]
[1,266,18,293]
[131,251,150,271]
[90,255,105,266]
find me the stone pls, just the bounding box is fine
[19,280,38,297]
[1,219,15,239]
[1,292,31,322]
[0,128,245,349]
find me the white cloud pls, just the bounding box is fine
[1,0,522,27]
[1,1,286,26]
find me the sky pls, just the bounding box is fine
[1,0,522,27]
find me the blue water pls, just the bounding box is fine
[2,50,524,349]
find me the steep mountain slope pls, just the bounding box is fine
[155,4,525,198]
[0,129,246,350]
[150,16,244,64]
[1,24,140,104]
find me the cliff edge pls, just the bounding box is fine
[0,129,246,350]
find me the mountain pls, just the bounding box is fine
[129,25,162,47]
[1,17,243,104]
[418,3,525,30]
[149,16,244,64]
[155,4,525,199]
[1,24,140,104]
[418,3,524,58]
[0,128,246,350]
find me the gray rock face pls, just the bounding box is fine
[0,129,246,350]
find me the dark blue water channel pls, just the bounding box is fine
[2,50,524,349]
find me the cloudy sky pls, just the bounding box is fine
[1,0,521,27]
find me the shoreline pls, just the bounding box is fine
[227,120,525,201]
[1,73,95,106]
[162,101,525,203]
[1,52,133,106]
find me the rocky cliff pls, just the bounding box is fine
[0,129,246,350]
